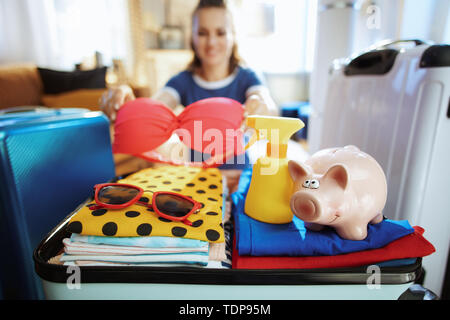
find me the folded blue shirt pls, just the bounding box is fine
[231,168,414,257]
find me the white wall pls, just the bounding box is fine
[308,0,450,153]
[264,72,310,106]
[308,0,357,153]
[400,0,450,44]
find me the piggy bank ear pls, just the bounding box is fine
[323,164,348,190]
[288,160,310,182]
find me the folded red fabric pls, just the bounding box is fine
[232,226,435,269]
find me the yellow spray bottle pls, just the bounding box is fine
[244,115,304,224]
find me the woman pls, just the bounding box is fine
[101,0,277,175]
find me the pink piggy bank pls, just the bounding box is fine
[288,145,387,240]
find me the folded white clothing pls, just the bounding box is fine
[63,238,208,256]
[59,252,209,265]
[70,233,207,248]
[63,260,228,269]
[63,238,226,261]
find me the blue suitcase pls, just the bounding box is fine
[0,107,115,299]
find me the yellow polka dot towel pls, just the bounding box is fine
[67,166,225,243]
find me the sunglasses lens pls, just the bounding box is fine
[155,194,194,218]
[98,186,140,205]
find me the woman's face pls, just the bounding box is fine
[192,7,235,70]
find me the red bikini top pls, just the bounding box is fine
[112,97,246,167]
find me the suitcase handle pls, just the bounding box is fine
[376,39,426,49]
[344,49,399,76]
[343,39,429,76]
[0,106,52,115]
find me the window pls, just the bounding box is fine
[52,0,130,70]
[0,0,130,70]
[234,0,317,74]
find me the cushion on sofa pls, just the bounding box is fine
[0,64,43,109]
[37,67,107,94]
[42,88,106,111]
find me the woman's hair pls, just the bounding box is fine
[186,0,242,75]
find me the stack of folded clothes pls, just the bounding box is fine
[60,234,218,267]
[231,168,435,269]
[50,165,232,268]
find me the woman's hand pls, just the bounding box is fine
[99,85,136,121]
[243,90,278,117]
[243,94,269,117]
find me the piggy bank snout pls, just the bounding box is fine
[290,191,321,222]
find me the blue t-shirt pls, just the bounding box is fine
[163,66,264,169]
[164,66,264,107]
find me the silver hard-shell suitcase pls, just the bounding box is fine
[317,40,450,296]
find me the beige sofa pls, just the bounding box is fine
[0,63,154,176]
[0,63,106,110]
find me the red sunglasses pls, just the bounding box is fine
[88,183,202,226]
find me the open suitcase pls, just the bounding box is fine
[318,40,450,296]
[0,107,115,299]
[33,174,428,301]
[31,102,436,301]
